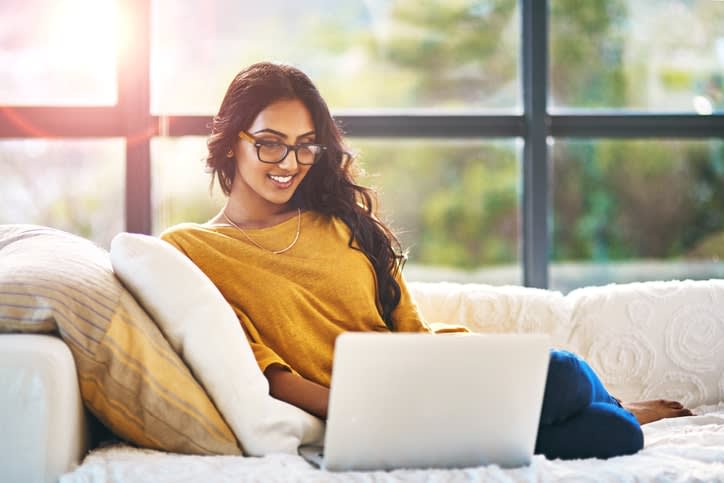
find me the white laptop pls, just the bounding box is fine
[300,332,550,472]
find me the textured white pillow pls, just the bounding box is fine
[110,233,324,455]
[566,280,724,408]
[408,281,576,347]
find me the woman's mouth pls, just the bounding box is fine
[268,174,295,189]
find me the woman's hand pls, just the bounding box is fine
[264,365,330,420]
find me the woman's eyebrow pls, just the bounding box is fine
[296,130,316,141]
[251,128,316,141]
[251,128,287,137]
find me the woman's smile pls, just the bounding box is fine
[268,173,296,189]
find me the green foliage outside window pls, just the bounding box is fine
[353,140,519,268]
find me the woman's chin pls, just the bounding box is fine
[263,191,297,207]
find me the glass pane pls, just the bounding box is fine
[0,0,118,105]
[151,0,520,114]
[353,138,522,284]
[551,139,724,292]
[550,0,724,112]
[0,139,125,248]
[151,137,226,234]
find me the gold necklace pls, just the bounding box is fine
[222,208,301,255]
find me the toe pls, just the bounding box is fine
[669,408,692,418]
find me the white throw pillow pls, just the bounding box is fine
[566,280,724,408]
[110,232,324,455]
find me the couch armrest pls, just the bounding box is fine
[0,334,90,483]
[566,279,724,408]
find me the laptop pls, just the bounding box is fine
[300,332,550,472]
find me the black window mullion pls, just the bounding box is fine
[335,115,524,138]
[118,0,153,235]
[551,113,724,138]
[522,0,549,289]
[0,107,123,138]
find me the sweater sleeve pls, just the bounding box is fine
[250,343,293,373]
[237,314,295,375]
[390,269,433,333]
[390,269,470,334]
[159,229,188,256]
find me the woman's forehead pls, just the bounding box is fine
[249,98,314,136]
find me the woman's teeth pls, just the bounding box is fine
[269,175,293,183]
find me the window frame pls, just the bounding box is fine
[1,0,722,288]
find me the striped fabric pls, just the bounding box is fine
[0,225,241,455]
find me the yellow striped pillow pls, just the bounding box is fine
[0,225,240,455]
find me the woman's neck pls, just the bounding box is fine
[218,198,297,229]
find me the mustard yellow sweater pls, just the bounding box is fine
[161,211,431,388]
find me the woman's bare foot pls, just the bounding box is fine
[622,399,694,425]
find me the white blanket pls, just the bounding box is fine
[61,404,724,483]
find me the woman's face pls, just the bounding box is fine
[230,98,316,212]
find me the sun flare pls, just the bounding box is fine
[47,0,120,72]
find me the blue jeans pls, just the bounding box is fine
[534,350,644,460]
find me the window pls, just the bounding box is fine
[2,0,722,290]
[550,139,724,291]
[0,139,125,247]
[151,0,520,114]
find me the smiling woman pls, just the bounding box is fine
[0,0,119,105]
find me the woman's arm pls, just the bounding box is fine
[264,365,330,420]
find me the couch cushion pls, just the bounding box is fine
[566,280,724,408]
[0,224,240,455]
[408,281,576,347]
[0,225,67,333]
[110,232,325,456]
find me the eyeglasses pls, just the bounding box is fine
[238,131,326,165]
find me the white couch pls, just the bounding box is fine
[2,277,724,483]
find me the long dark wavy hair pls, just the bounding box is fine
[207,62,405,329]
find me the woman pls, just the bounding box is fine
[161,62,692,460]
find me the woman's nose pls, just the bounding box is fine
[277,148,299,170]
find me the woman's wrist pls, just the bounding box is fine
[265,365,329,420]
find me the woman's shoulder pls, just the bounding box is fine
[160,221,225,241]
[304,211,350,232]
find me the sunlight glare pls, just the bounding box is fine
[48,0,119,73]
[693,96,714,115]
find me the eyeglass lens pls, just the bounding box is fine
[258,143,322,165]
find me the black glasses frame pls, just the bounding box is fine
[238,131,327,165]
